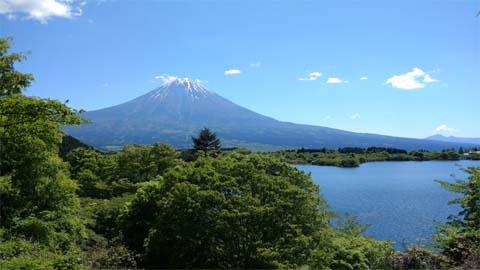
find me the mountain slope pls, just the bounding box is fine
[66,78,475,151]
[425,135,480,146]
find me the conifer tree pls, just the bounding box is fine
[192,128,221,156]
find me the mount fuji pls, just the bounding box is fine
[66,78,474,151]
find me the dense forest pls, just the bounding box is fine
[1,38,479,269]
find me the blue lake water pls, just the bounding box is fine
[296,160,480,249]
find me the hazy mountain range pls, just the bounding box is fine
[66,78,477,151]
[425,134,480,146]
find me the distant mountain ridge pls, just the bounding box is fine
[425,134,480,146]
[66,78,476,151]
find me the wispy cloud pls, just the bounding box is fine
[327,77,345,84]
[225,69,241,75]
[386,67,438,90]
[360,76,368,80]
[0,0,84,23]
[155,74,179,83]
[435,124,457,132]
[299,71,322,81]
[154,74,207,84]
[350,113,361,120]
[423,74,438,83]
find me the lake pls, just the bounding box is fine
[296,160,480,250]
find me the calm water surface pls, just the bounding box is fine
[296,160,480,249]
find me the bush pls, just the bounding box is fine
[393,246,446,270]
[84,243,137,270]
[0,237,84,270]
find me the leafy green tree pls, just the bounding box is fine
[434,167,480,268]
[0,38,86,251]
[0,236,85,270]
[120,153,332,269]
[115,143,179,183]
[118,180,165,254]
[66,143,178,199]
[191,127,221,156]
[315,215,393,270]
[335,214,371,237]
[0,38,33,97]
[435,167,480,230]
[66,148,123,198]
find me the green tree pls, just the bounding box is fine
[66,148,106,197]
[120,153,332,269]
[191,127,221,156]
[435,167,480,230]
[0,38,34,97]
[434,167,480,268]
[0,38,86,251]
[66,143,178,199]
[115,143,179,183]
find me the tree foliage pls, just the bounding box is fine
[0,37,87,266]
[121,153,332,269]
[433,167,480,268]
[66,143,179,198]
[435,167,480,230]
[192,127,221,156]
[0,38,33,97]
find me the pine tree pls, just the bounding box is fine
[192,128,221,156]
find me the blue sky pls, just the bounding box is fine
[1,0,479,138]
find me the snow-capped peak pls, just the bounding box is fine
[165,77,209,93]
[146,76,211,100]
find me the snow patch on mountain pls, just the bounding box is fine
[147,77,211,100]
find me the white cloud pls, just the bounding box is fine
[299,71,322,81]
[249,62,261,68]
[360,76,368,80]
[309,71,322,77]
[435,124,457,132]
[154,74,206,84]
[424,74,438,83]
[0,0,84,23]
[195,78,208,84]
[155,75,179,83]
[350,113,361,120]
[225,69,241,75]
[386,67,438,90]
[327,77,344,84]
